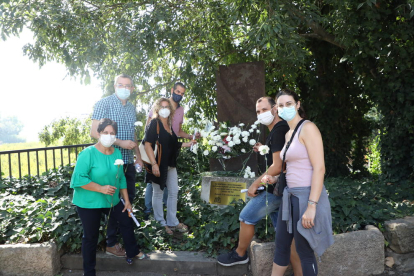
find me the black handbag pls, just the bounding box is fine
[274,119,305,196]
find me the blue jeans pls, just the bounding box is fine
[239,191,282,228]
[144,182,168,214]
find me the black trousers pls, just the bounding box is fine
[273,195,318,276]
[107,163,136,247]
[77,202,140,276]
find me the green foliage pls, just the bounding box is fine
[326,177,414,234]
[367,134,382,175]
[1,152,413,255]
[3,0,414,178]
[38,117,93,146]
[0,115,25,144]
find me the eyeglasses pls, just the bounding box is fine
[277,101,296,109]
[116,84,132,89]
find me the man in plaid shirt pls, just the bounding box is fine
[90,73,143,257]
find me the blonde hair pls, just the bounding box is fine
[151,97,175,127]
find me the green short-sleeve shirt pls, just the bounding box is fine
[70,146,127,208]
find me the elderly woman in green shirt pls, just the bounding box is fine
[70,118,144,276]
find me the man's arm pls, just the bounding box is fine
[247,150,282,197]
[177,123,191,139]
[134,136,143,167]
[90,119,100,140]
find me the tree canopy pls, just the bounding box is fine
[0,115,25,144]
[1,0,414,179]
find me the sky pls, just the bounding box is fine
[0,30,103,142]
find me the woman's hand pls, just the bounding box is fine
[261,175,277,184]
[253,142,263,152]
[122,200,132,213]
[152,164,160,177]
[182,140,197,148]
[100,185,116,195]
[301,205,316,229]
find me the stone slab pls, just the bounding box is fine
[386,249,414,272]
[384,216,414,254]
[249,225,384,276]
[61,251,248,276]
[0,242,61,276]
[201,176,256,207]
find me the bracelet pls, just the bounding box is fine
[308,200,318,205]
[151,161,157,166]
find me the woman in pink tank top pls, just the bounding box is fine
[262,89,333,276]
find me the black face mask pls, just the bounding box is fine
[172,92,183,103]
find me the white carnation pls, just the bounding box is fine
[249,139,256,145]
[242,137,248,143]
[203,150,209,156]
[241,148,246,153]
[212,146,218,152]
[228,141,235,147]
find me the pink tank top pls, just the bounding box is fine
[280,120,313,188]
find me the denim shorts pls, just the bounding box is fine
[239,191,282,227]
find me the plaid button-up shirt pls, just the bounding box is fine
[92,94,136,164]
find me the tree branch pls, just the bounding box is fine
[289,6,345,49]
[136,80,178,95]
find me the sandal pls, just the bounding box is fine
[165,226,173,235]
[169,223,188,233]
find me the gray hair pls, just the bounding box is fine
[113,74,134,87]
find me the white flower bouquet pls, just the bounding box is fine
[185,115,261,172]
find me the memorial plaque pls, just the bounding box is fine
[209,181,246,205]
[213,61,267,173]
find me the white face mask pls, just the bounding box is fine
[116,88,130,100]
[159,108,171,118]
[99,134,116,147]
[257,110,275,126]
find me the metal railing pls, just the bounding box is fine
[0,143,94,179]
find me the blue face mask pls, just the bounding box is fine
[278,106,297,122]
[116,88,130,100]
[172,92,183,103]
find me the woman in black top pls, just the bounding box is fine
[143,97,195,235]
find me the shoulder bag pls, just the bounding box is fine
[139,120,162,169]
[274,119,305,196]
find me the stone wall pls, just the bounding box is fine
[249,226,384,276]
[384,216,414,272]
[0,242,60,276]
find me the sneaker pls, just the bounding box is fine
[217,249,249,266]
[106,243,125,257]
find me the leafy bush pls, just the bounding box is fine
[326,177,414,234]
[1,153,413,256]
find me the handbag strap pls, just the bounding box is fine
[281,119,305,173]
[155,120,162,167]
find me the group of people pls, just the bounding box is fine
[70,73,334,276]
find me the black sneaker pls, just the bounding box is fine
[217,249,249,266]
